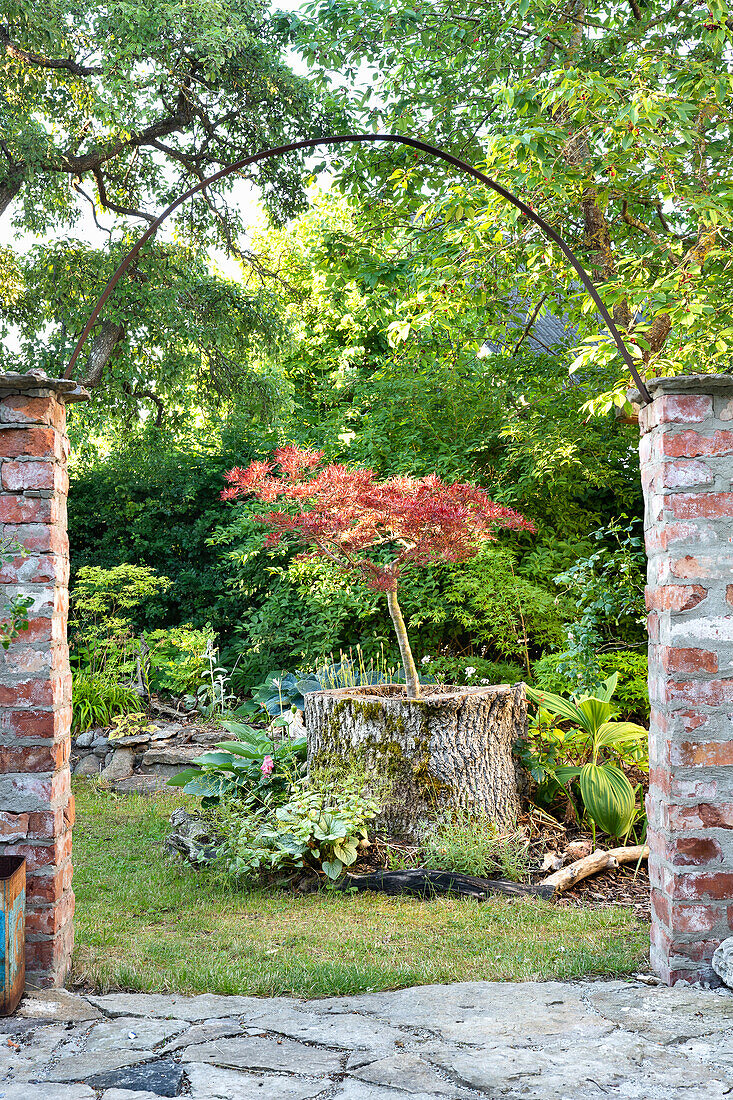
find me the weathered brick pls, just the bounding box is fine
[0,395,64,428]
[0,494,56,524]
[672,741,733,767]
[661,460,714,490]
[0,380,77,988]
[663,429,733,458]
[1,460,56,492]
[0,426,58,459]
[661,647,718,675]
[645,584,708,612]
[666,492,733,520]
[671,836,723,865]
[25,891,74,937]
[0,812,29,842]
[670,872,733,901]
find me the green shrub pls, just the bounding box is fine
[424,655,526,688]
[145,624,216,696]
[70,564,171,678]
[72,672,141,734]
[421,812,531,882]
[533,649,648,722]
[216,773,380,883]
[220,531,565,689]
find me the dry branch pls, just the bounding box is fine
[541,844,649,895]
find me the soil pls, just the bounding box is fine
[557,862,650,921]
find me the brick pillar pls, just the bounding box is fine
[641,374,733,985]
[0,370,88,987]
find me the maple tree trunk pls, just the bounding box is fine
[386,589,420,698]
[305,683,525,840]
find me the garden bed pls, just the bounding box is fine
[71,781,649,998]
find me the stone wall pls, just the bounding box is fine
[640,374,733,984]
[0,371,87,987]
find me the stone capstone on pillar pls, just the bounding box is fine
[640,374,733,985]
[0,370,88,987]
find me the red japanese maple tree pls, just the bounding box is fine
[223,446,535,698]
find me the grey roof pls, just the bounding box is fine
[481,299,578,357]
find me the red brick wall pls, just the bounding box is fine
[0,373,87,987]
[641,376,733,984]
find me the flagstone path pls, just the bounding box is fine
[2,977,732,1099]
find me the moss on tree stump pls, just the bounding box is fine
[305,683,525,839]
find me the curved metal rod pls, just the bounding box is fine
[65,132,651,402]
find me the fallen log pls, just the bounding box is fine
[541,844,649,895]
[343,868,555,901]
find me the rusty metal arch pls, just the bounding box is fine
[64,132,651,403]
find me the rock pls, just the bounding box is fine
[162,1017,244,1053]
[108,732,153,747]
[588,982,733,1042]
[334,1084,440,1100]
[349,1052,470,1097]
[101,748,136,781]
[87,992,275,1021]
[191,729,225,745]
[85,1016,188,1051]
[46,1049,157,1082]
[713,938,733,986]
[92,734,110,750]
[181,1036,343,1076]
[143,745,206,766]
[244,1002,404,1051]
[114,775,173,794]
[0,1087,96,1100]
[86,1059,185,1097]
[102,1092,164,1100]
[18,990,103,1023]
[166,811,219,864]
[75,754,102,777]
[184,1064,326,1100]
[75,730,95,748]
[152,723,184,740]
[541,852,563,872]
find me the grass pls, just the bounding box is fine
[71,780,650,998]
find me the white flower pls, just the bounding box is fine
[465,667,476,678]
[421,656,432,665]
[481,678,490,685]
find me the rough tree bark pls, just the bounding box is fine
[305,683,525,839]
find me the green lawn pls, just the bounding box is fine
[71,780,649,998]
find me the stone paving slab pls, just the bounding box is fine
[4,978,733,1099]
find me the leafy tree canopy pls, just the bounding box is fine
[291,0,733,410]
[0,0,342,413]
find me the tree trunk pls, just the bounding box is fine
[0,175,22,217]
[305,683,525,840]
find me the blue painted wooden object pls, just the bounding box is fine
[0,857,25,1015]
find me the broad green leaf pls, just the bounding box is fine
[525,686,592,733]
[595,722,648,751]
[580,763,636,839]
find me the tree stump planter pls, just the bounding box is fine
[304,683,525,840]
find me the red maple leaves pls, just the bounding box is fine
[223,447,535,593]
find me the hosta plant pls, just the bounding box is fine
[254,658,435,718]
[167,720,306,808]
[217,775,379,883]
[524,674,648,842]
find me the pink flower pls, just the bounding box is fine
[260,755,274,777]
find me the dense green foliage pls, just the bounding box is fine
[0,0,339,424]
[293,0,733,412]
